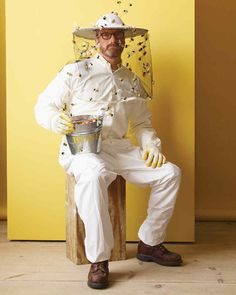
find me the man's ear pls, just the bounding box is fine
[96,40,100,48]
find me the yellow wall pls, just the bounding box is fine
[6,0,194,241]
[0,0,7,220]
[196,0,236,220]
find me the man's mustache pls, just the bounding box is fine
[107,43,125,49]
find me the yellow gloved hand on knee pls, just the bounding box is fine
[142,144,166,168]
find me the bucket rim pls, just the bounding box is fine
[71,114,104,123]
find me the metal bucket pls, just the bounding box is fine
[66,115,103,155]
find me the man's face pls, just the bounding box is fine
[96,29,125,59]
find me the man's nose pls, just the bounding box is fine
[110,34,116,42]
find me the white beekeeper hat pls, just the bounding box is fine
[73,12,148,39]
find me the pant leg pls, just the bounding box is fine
[68,152,117,263]
[103,141,182,246]
[137,165,181,246]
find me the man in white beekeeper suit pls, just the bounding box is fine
[35,12,182,289]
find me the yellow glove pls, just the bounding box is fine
[142,145,166,168]
[51,112,74,135]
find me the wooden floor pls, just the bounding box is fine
[0,221,236,294]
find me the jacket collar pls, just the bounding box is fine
[95,53,122,73]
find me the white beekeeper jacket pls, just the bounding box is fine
[35,53,161,168]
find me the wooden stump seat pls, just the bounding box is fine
[65,174,126,264]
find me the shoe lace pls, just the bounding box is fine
[92,261,108,273]
[155,243,170,254]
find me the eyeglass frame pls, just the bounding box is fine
[96,30,125,40]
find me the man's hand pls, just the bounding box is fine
[142,145,166,168]
[51,112,74,135]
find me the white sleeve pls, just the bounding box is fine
[129,99,162,151]
[34,64,75,131]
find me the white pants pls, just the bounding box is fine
[64,139,181,263]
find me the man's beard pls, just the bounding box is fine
[101,43,124,58]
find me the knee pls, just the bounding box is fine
[71,154,107,182]
[80,162,107,183]
[87,167,107,182]
[172,164,181,180]
[164,163,182,183]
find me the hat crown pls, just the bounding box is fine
[95,12,125,29]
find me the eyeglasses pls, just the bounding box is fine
[97,31,125,40]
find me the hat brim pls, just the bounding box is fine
[73,26,148,40]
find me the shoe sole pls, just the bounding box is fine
[137,253,182,266]
[87,281,109,289]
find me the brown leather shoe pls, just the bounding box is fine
[137,240,183,266]
[87,260,109,289]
